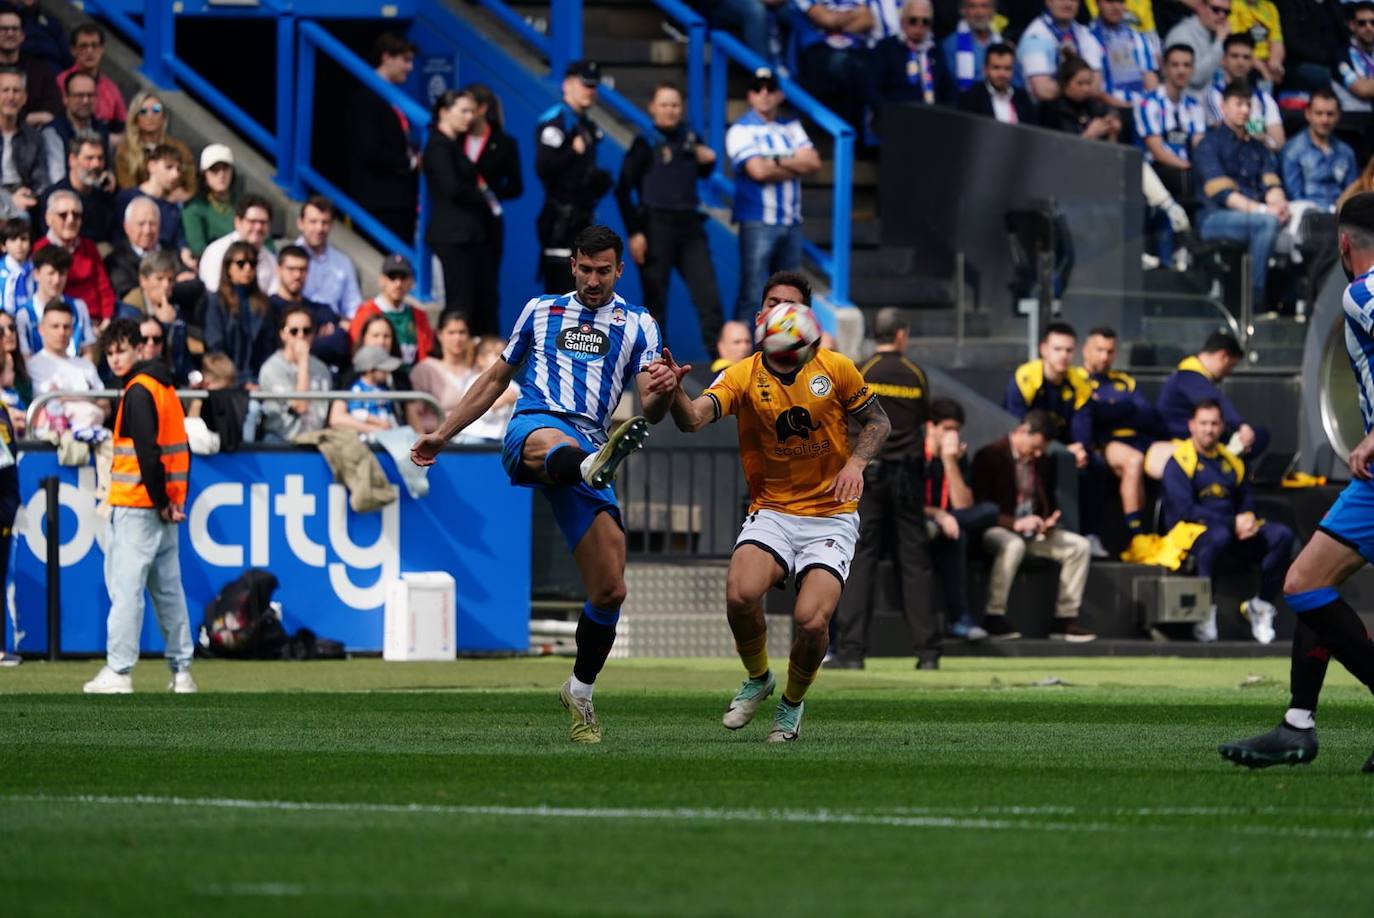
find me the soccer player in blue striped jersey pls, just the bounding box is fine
[411,225,684,744]
[1220,192,1374,771]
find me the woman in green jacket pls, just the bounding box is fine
[181,144,240,264]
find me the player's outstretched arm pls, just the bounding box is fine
[831,398,891,502]
[653,348,713,432]
[638,346,692,425]
[410,358,518,467]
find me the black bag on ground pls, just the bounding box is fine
[198,570,287,659]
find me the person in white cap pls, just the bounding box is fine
[182,143,239,262]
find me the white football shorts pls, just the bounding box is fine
[734,508,860,587]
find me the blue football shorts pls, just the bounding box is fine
[502,410,622,550]
[1318,476,1374,565]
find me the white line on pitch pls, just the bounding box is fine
[5,794,1372,842]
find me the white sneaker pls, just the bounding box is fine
[723,672,776,730]
[168,671,198,694]
[1241,598,1277,645]
[1193,604,1219,643]
[1085,535,1110,560]
[83,666,133,694]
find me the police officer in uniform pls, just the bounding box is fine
[535,60,614,294]
[615,82,724,353]
[828,308,938,669]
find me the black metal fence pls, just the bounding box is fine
[618,444,746,559]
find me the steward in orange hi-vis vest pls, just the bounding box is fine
[109,361,189,509]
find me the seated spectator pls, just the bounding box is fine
[1282,88,1356,211]
[971,409,1096,642]
[941,0,1006,95]
[46,72,112,168]
[0,7,59,128]
[957,42,1036,124]
[698,0,785,64]
[1163,0,1230,98]
[185,350,248,450]
[113,91,195,199]
[33,188,113,323]
[1194,81,1289,309]
[113,144,191,264]
[793,0,874,130]
[27,299,104,434]
[1003,320,1090,462]
[351,311,424,429]
[180,144,238,263]
[0,66,56,220]
[19,242,91,358]
[1038,55,1122,140]
[867,0,952,121]
[329,344,400,436]
[1338,2,1374,114]
[1205,34,1283,152]
[1018,0,1105,103]
[43,131,114,243]
[203,241,275,385]
[710,319,753,373]
[0,345,23,435]
[0,216,33,317]
[1160,398,1293,643]
[1274,0,1344,94]
[1229,0,1283,88]
[410,310,515,440]
[56,23,124,128]
[921,396,999,641]
[1150,330,1268,474]
[16,0,69,72]
[105,195,163,299]
[348,254,433,368]
[1090,0,1158,106]
[1071,326,1156,547]
[346,32,420,245]
[198,194,276,293]
[294,196,361,322]
[269,243,347,373]
[1136,45,1206,176]
[0,310,30,429]
[256,304,331,443]
[122,251,191,385]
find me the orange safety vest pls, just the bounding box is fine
[109,372,190,509]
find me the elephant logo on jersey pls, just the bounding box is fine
[557,324,611,362]
[775,406,823,443]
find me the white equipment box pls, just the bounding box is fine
[384,572,457,661]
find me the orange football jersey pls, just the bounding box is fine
[706,349,875,517]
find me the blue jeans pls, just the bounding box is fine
[1199,208,1281,307]
[104,506,194,673]
[705,0,778,62]
[735,221,803,321]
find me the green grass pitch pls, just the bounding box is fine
[4,656,1374,916]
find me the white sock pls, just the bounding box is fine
[578,452,598,485]
[1284,707,1315,730]
[569,674,594,700]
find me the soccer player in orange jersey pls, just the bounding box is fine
[662,272,891,742]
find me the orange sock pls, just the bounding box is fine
[783,658,819,704]
[735,632,769,679]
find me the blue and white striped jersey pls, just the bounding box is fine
[1344,271,1374,435]
[501,291,661,431]
[726,110,812,226]
[1135,88,1206,162]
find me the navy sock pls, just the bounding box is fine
[544,443,590,487]
[1289,620,1331,713]
[1286,588,1374,693]
[573,602,619,684]
[1124,511,1143,533]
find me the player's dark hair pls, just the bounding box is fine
[761,270,812,306]
[1192,398,1223,418]
[929,397,964,426]
[1223,33,1255,53]
[572,224,623,262]
[1021,408,1054,438]
[1088,326,1117,340]
[1200,331,1243,358]
[1040,321,1076,344]
[1221,80,1251,103]
[99,316,142,352]
[1339,192,1374,237]
[0,216,30,243]
[1162,43,1194,63]
[33,245,73,274]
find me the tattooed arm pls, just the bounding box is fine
[831,398,890,504]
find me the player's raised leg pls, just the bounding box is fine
[722,543,785,729]
[523,421,649,490]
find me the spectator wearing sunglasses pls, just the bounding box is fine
[347,254,433,368]
[33,188,114,323]
[867,0,953,124]
[203,240,275,385]
[1338,1,1374,114]
[257,303,332,443]
[113,91,194,200]
[1163,0,1231,96]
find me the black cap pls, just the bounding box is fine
[748,67,779,92]
[565,59,602,87]
[381,253,414,278]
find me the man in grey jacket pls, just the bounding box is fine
[0,66,58,220]
[1164,0,1231,98]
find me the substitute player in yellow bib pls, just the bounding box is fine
[662,272,890,742]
